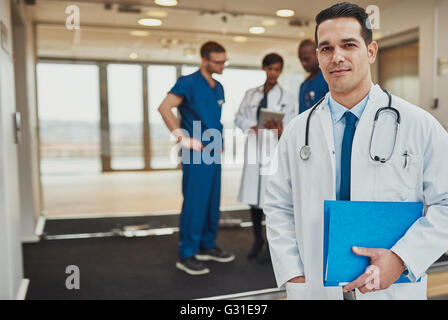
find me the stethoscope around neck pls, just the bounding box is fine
[252,84,286,110]
[299,89,400,163]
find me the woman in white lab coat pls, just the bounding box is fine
[235,53,296,261]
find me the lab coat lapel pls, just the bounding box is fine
[315,96,336,192]
[351,84,387,200]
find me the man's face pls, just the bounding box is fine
[263,62,283,85]
[204,52,227,75]
[298,44,319,73]
[316,17,377,94]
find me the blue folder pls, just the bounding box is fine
[323,200,423,287]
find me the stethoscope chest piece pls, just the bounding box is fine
[300,145,311,160]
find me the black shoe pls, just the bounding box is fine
[195,247,235,263]
[176,256,210,275]
[247,240,264,259]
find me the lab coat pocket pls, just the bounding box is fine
[374,153,421,201]
[286,282,309,300]
[391,274,427,300]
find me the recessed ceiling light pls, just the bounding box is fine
[276,9,295,17]
[249,26,265,34]
[129,53,138,59]
[154,0,178,6]
[233,36,247,43]
[183,47,196,59]
[146,10,168,18]
[262,19,277,27]
[130,30,150,37]
[138,18,162,26]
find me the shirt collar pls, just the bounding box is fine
[256,83,278,93]
[328,84,373,124]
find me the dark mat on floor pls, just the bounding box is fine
[43,210,252,236]
[23,226,276,300]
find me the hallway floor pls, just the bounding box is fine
[41,165,247,217]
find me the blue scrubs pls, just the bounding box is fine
[299,71,329,114]
[169,70,225,259]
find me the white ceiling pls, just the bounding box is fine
[32,0,405,66]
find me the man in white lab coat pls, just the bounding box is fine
[264,2,448,300]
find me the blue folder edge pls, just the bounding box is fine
[323,200,422,287]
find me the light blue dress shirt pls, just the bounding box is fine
[328,90,371,200]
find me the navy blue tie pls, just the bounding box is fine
[340,111,357,201]
[256,92,268,121]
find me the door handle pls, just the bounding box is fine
[13,112,21,144]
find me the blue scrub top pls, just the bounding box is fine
[169,70,225,139]
[299,71,329,114]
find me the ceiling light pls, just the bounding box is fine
[262,19,277,27]
[276,9,295,17]
[129,53,138,59]
[146,10,168,18]
[183,47,196,59]
[130,30,150,37]
[154,0,178,6]
[249,26,265,34]
[138,18,162,27]
[233,36,247,43]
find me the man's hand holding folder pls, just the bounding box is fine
[342,247,406,294]
[323,201,423,291]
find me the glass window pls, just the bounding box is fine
[37,63,101,175]
[148,65,178,169]
[107,64,145,170]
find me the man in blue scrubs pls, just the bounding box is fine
[298,39,329,114]
[158,42,235,275]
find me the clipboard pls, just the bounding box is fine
[257,109,285,129]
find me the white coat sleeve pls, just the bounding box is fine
[264,126,305,289]
[391,118,448,281]
[234,91,256,132]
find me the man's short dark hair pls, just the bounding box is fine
[262,53,284,68]
[298,39,316,53]
[200,41,226,59]
[314,2,372,46]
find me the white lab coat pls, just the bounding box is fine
[235,84,296,208]
[264,84,448,300]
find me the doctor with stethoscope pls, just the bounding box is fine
[235,53,296,261]
[264,2,448,300]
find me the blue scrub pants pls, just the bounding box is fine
[179,154,221,259]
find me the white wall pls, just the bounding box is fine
[0,0,25,299]
[13,0,42,243]
[435,0,448,129]
[379,0,448,128]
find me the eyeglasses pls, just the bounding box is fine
[208,59,230,67]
